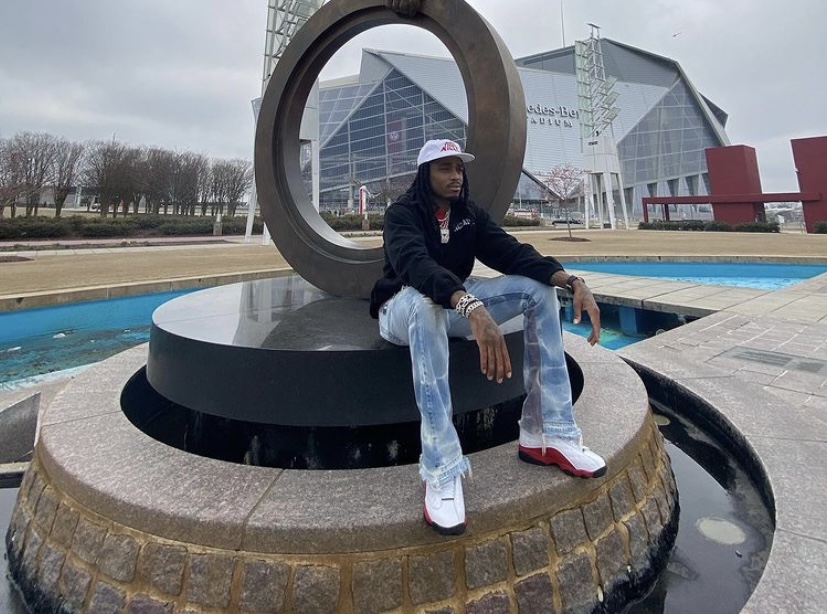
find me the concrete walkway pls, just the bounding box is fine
[566,266,827,323]
[617,298,827,612]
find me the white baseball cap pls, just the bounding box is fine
[417,139,476,166]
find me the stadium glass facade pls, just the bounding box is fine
[305,39,729,219]
[313,70,467,211]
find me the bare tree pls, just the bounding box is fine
[84,139,142,218]
[210,158,252,217]
[371,174,412,209]
[194,154,211,216]
[0,131,253,223]
[0,138,22,218]
[209,160,227,216]
[540,163,585,239]
[143,148,210,216]
[142,147,174,214]
[169,152,203,216]
[119,146,145,216]
[52,138,85,217]
[6,132,57,216]
[224,159,252,217]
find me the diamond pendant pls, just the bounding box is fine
[441,227,450,243]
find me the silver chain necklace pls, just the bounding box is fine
[438,209,450,244]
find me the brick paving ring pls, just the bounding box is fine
[254,0,526,298]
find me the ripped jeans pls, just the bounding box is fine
[378,275,581,488]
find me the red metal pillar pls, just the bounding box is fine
[705,146,765,224]
[791,136,827,233]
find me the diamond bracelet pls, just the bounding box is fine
[455,293,484,318]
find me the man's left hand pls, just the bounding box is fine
[386,0,422,17]
[571,280,601,345]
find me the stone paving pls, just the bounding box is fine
[612,278,827,612]
[565,266,827,324]
[479,257,827,612]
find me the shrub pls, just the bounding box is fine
[638,219,779,232]
[636,220,705,231]
[157,219,214,235]
[813,221,827,234]
[66,215,87,230]
[0,218,69,239]
[73,217,142,238]
[502,215,541,227]
[319,213,375,232]
[733,221,779,233]
[220,218,265,235]
[27,222,70,238]
[131,214,168,229]
[0,213,262,240]
[702,220,733,232]
[318,212,541,231]
[220,219,245,235]
[368,214,384,231]
[77,222,136,238]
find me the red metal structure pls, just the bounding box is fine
[792,136,827,233]
[642,136,826,232]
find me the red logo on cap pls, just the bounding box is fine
[440,141,460,152]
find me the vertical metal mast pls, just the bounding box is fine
[246,0,325,243]
[575,24,628,229]
[262,0,325,87]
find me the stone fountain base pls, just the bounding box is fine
[5,336,677,613]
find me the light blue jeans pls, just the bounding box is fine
[378,275,581,488]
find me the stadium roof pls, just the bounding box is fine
[318,38,729,174]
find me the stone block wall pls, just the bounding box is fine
[6,420,677,614]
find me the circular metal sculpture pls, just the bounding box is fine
[255,0,527,298]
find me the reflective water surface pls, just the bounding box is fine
[624,400,773,613]
[0,289,192,386]
[1,278,642,388]
[563,260,825,290]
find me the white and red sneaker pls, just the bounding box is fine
[518,431,606,478]
[424,475,466,535]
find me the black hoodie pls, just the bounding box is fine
[369,191,565,318]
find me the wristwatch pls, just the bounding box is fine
[565,275,585,291]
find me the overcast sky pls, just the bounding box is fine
[1,0,824,192]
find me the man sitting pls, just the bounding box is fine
[369,139,606,535]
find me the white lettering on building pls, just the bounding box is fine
[525,104,579,129]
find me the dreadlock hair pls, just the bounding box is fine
[405,161,470,209]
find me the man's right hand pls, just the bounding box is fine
[468,307,512,384]
[386,0,422,17]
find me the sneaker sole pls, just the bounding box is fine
[424,508,467,536]
[518,449,607,479]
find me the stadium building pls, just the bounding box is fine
[305,38,730,220]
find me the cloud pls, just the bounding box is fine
[1,0,824,191]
